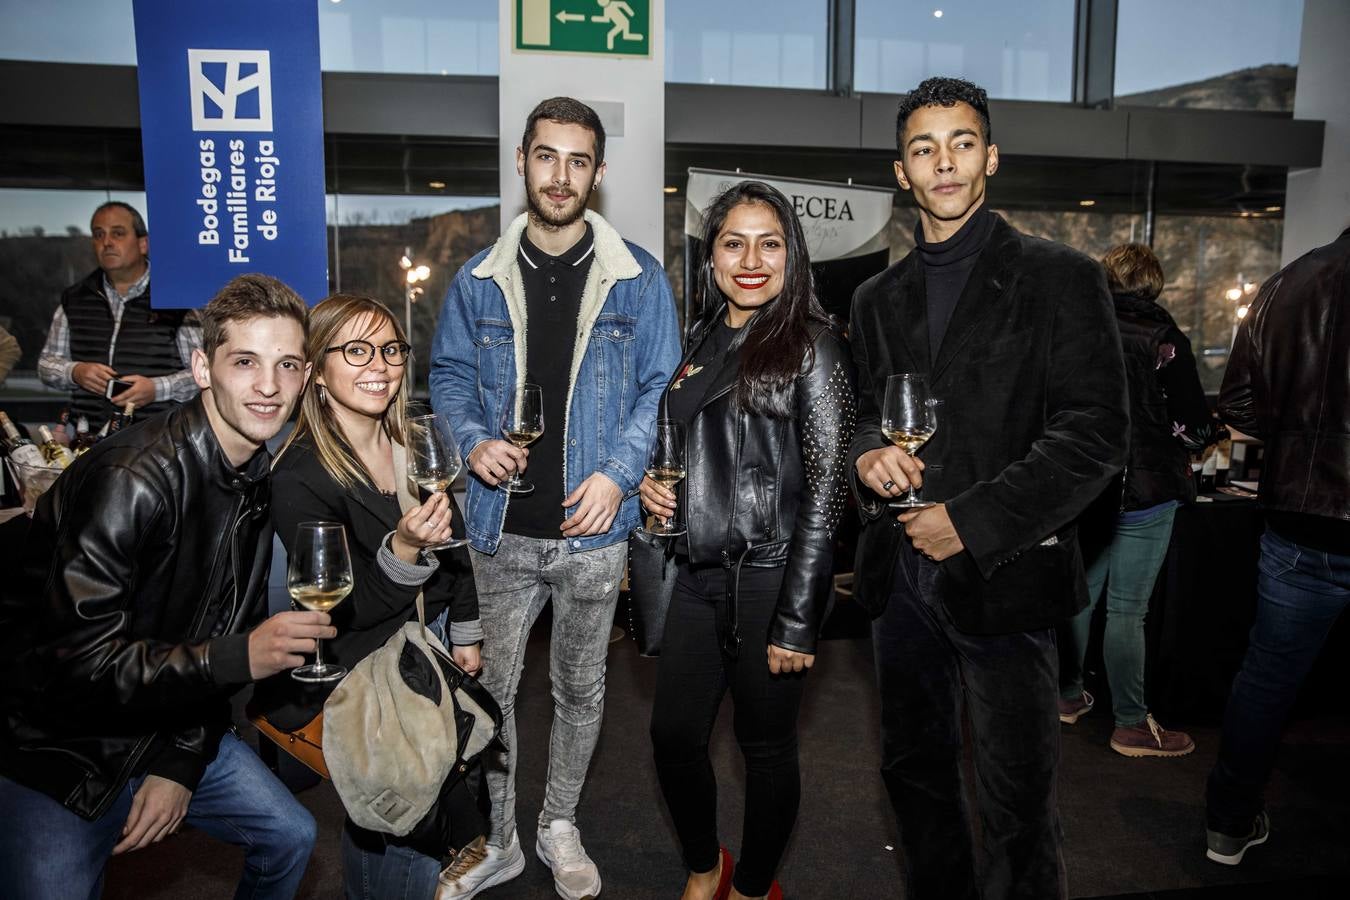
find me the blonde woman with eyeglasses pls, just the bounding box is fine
[248,293,485,897]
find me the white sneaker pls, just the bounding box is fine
[435,832,526,899]
[535,818,602,899]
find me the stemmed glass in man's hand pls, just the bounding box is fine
[288,522,353,683]
[882,373,938,509]
[406,413,468,550]
[643,419,687,537]
[500,383,544,495]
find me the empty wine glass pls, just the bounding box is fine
[287,522,353,683]
[499,383,544,495]
[406,413,467,550]
[881,373,938,509]
[643,419,687,537]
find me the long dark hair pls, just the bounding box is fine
[693,181,829,419]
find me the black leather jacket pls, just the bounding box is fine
[1220,227,1350,523]
[672,318,856,654]
[0,398,272,820]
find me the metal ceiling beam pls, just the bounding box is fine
[0,61,1325,170]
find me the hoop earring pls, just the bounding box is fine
[316,385,328,405]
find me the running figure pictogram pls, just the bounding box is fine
[592,0,643,51]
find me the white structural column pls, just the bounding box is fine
[497,0,666,260]
[1282,0,1350,264]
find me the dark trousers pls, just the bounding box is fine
[651,562,804,897]
[874,543,1065,900]
[1206,528,1350,834]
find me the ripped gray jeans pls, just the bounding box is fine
[469,533,626,847]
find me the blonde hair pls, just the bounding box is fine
[1101,243,1165,302]
[275,293,409,489]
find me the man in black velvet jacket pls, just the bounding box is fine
[847,77,1128,899]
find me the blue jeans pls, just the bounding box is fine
[341,823,442,899]
[0,732,316,900]
[1060,504,1177,726]
[874,543,1065,900]
[1206,528,1350,834]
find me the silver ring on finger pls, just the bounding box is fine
[882,480,896,492]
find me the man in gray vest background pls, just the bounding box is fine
[37,201,201,427]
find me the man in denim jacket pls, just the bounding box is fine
[430,97,680,900]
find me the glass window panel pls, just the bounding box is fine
[0,188,149,406]
[1114,0,1303,111]
[854,1,1076,101]
[327,193,499,393]
[666,0,827,88]
[0,1,499,75]
[0,0,137,65]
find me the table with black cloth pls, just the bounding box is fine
[1137,494,1350,724]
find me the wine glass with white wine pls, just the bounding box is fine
[881,373,938,509]
[500,383,544,495]
[406,413,468,550]
[643,419,687,536]
[287,521,353,683]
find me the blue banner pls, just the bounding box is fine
[132,0,328,308]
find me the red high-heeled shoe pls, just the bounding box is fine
[712,846,735,900]
[764,881,784,900]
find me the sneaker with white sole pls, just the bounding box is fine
[1206,811,1270,866]
[536,818,602,899]
[436,832,526,899]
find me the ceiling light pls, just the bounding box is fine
[933,9,943,17]
[663,186,678,194]
[1225,287,1243,301]
[1078,199,1096,207]
[428,180,446,189]
[1264,205,1281,212]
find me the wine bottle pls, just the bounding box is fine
[104,400,137,438]
[1214,429,1233,488]
[71,416,94,456]
[0,411,47,469]
[36,426,73,469]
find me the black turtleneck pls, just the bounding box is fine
[914,203,996,359]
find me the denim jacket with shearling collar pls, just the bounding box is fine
[429,210,682,554]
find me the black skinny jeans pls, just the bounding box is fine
[650,561,804,897]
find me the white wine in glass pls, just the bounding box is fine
[882,373,938,509]
[643,419,687,536]
[288,521,353,683]
[406,413,468,550]
[500,383,543,495]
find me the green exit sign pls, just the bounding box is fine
[515,0,651,58]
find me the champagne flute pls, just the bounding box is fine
[287,521,353,683]
[500,383,544,495]
[881,373,938,509]
[643,419,687,537]
[406,413,468,550]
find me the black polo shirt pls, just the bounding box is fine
[502,223,595,538]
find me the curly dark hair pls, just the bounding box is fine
[895,77,992,152]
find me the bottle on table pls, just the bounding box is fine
[97,401,137,440]
[1213,429,1233,488]
[70,416,94,456]
[36,426,73,469]
[0,410,47,469]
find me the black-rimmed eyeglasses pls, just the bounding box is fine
[324,339,412,367]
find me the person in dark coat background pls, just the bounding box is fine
[1058,242,1216,758]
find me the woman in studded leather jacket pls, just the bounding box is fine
[640,182,856,900]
